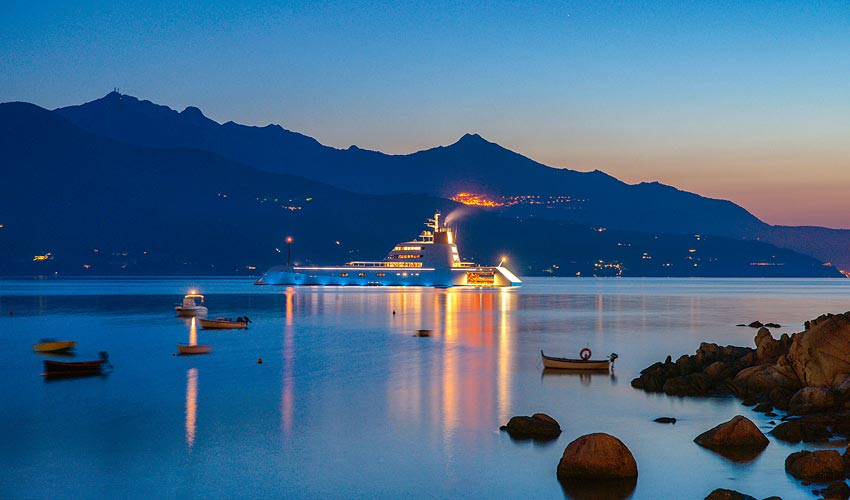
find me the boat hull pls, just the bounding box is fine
[178,344,212,355]
[199,319,248,330]
[175,306,208,317]
[33,341,76,353]
[256,265,521,287]
[541,351,612,370]
[43,359,105,377]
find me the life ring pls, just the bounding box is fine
[580,348,592,360]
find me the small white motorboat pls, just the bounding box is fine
[175,291,208,317]
[541,350,618,371]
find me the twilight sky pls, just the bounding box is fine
[3,1,849,227]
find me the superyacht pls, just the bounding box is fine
[255,213,521,287]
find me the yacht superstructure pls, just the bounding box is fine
[255,212,521,287]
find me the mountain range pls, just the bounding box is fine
[0,92,845,278]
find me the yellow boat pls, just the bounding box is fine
[33,340,77,353]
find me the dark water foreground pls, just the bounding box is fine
[1,277,848,499]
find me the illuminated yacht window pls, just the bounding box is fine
[358,272,367,277]
[376,273,386,277]
[339,272,349,277]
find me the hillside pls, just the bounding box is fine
[0,101,839,278]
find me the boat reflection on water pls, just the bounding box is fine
[281,287,295,438]
[541,368,618,386]
[185,367,198,449]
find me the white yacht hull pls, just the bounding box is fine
[256,212,521,288]
[256,265,521,287]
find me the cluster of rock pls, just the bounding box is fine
[632,312,850,417]
[500,413,561,440]
[738,320,782,329]
[632,310,850,498]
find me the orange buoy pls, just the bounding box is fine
[257,358,263,364]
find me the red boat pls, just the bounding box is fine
[43,352,110,378]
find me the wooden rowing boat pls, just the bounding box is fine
[199,317,249,330]
[178,344,212,355]
[33,340,76,353]
[541,350,618,371]
[43,352,109,378]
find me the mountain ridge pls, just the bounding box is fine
[1,100,839,278]
[26,90,850,272]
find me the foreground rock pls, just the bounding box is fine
[501,413,561,440]
[791,313,850,388]
[635,311,850,416]
[704,489,756,500]
[770,418,832,444]
[694,415,769,452]
[788,387,837,415]
[557,433,638,480]
[631,343,756,396]
[819,482,850,500]
[784,450,845,483]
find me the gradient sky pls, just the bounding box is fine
[3,1,849,227]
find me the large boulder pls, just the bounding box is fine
[770,418,832,443]
[501,413,561,440]
[704,489,756,500]
[787,311,850,387]
[755,328,790,364]
[788,387,837,415]
[557,433,638,480]
[785,450,845,483]
[730,358,800,400]
[694,415,769,452]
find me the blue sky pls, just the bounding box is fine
[3,0,849,226]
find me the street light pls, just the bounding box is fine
[285,236,293,266]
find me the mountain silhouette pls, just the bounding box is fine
[53,92,850,271]
[0,100,839,277]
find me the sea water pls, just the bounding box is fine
[1,277,848,499]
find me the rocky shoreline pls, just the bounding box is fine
[631,311,850,499]
[504,311,850,499]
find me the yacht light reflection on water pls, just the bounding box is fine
[256,212,521,287]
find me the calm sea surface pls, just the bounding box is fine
[1,277,849,499]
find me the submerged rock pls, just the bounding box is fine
[654,417,677,424]
[501,413,561,440]
[694,415,769,452]
[557,433,638,480]
[785,450,845,483]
